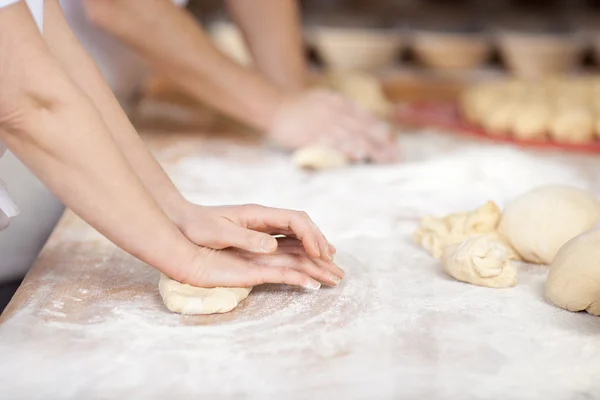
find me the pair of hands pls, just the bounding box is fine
[170,202,343,290]
[269,89,398,163]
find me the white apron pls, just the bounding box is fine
[0,0,43,225]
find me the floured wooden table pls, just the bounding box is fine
[2,101,600,399]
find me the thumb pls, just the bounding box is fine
[226,225,278,254]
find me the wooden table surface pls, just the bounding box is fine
[2,81,600,399]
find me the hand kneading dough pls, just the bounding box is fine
[442,235,518,288]
[292,146,348,170]
[158,273,252,315]
[499,185,600,264]
[414,201,518,259]
[545,228,600,315]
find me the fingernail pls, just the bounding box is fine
[328,243,337,254]
[260,237,276,253]
[327,272,341,285]
[303,280,321,291]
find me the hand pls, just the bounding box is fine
[172,237,344,289]
[268,89,398,163]
[174,202,336,262]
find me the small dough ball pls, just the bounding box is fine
[499,185,600,264]
[545,228,600,315]
[292,146,349,170]
[512,101,551,140]
[481,100,520,136]
[322,71,392,118]
[158,273,252,315]
[549,107,595,144]
[442,235,518,289]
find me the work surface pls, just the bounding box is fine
[2,126,600,399]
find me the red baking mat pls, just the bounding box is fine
[394,101,600,154]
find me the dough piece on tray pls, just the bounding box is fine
[512,100,551,140]
[549,107,595,144]
[159,273,252,315]
[442,235,518,288]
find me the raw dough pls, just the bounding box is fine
[549,107,595,144]
[498,185,600,264]
[158,273,252,315]
[292,146,348,170]
[442,235,518,288]
[414,201,518,259]
[321,71,392,118]
[545,228,600,315]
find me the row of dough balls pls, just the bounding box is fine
[414,184,600,316]
[460,77,600,143]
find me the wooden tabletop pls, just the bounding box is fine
[2,86,600,399]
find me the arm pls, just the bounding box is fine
[82,0,283,132]
[43,0,190,225]
[226,0,307,92]
[0,2,197,277]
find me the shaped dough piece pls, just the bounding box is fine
[292,146,348,170]
[442,235,518,288]
[158,273,252,315]
[545,228,600,315]
[549,107,595,144]
[512,100,551,140]
[413,201,518,259]
[499,185,600,264]
[323,71,392,118]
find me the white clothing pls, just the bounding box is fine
[0,0,44,222]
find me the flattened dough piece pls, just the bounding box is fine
[442,235,518,288]
[292,146,349,170]
[158,273,252,315]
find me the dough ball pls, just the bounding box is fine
[545,228,600,315]
[292,146,349,170]
[512,101,551,140]
[498,185,600,264]
[158,273,252,315]
[442,235,518,289]
[481,100,520,136]
[322,71,392,118]
[549,107,595,144]
[414,201,508,258]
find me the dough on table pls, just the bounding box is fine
[442,235,518,288]
[545,227,600,315]
[414,201,518,259]
[498,185,600,264]
[292,146,349,170]
[158,273,252,315]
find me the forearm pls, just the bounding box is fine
[83,0,283,131]
[226,0,307,92]
[0,4,196,275]
[43,0,189,224]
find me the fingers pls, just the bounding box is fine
[253,253,341,287]
[275,237,344,280]
[222,224,278,254]
[240,205,333,262]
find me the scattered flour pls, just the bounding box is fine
[1,131,600,399]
